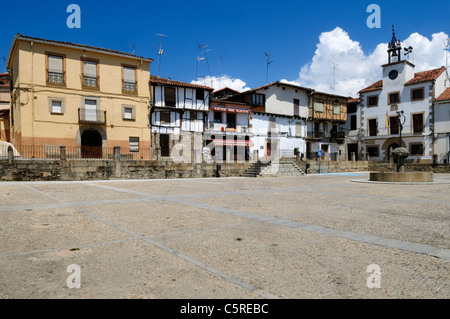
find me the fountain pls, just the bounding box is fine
[369,111,433,183]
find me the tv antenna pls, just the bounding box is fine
[330,61,339,93]
[198,42,213,86]
[444,38,450,80]
[265,52,274,84]
[152,34,168,77]
[196,56,205,80]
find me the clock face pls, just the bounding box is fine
[389,70,398,80]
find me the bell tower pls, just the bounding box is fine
[387,25,402,64]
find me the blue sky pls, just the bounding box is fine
[0,0,449,96]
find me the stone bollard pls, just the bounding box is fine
[351,152,356,162]
[114,146,121,177]
[60,146,66,162]
[7,146,14,164]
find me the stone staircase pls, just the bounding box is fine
[242,161,272,177]
[243,160,304,177]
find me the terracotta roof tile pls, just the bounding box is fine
[0,73,10,89]
[436,87,450,102]
[405,67,446,86]
[15,34,153,62]
[150,75,214,90]
[358,80,383,94]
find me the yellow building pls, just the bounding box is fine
[6,34,152,157]
[0,73,10,142]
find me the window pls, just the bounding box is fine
[411,88,424,101]
[82,59,98,88]
[214,112,222,123]
[47,54,65,84]
[129,137,139,152]
[123,66,136,92]
[347,103,356,114]
[410,143,424,155]
[368,119,377,136]
[350,115,357,131]
[293,99,300,116]
[82,99,98,122]
[413,113,424,133]
[389,116,399,135]
[333,104,341,115]
[164,87,176,107]
[160,111,171,124]
[122,105,135,120]
[367,95,378,107]
[314,101,324,113]
[196,88,205,101]
[51,101,62,114]
[388,92,400,105]
[367,146,379,157]
[252,94,265,106]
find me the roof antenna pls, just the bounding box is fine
[196,56,205,80]
[265,52,274,84]
[199,42,213,87]
[330,60,339,94]
[153,34,168,78]
[444,38,450,81]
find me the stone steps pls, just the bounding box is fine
[243,161,304,177]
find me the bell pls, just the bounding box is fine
[391,51,398,57]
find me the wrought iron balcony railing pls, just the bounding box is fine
[48,71,64,84]
[78,108,107,124]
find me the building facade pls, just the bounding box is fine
[434,88,450,163]
[225,81,311,160]
[150,75,213,160]
[358,30,448,163]
[306,91,348,160]
[205,97,252,162]
[0,73,10,142]
[6,34,152,158]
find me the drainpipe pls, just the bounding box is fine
[30,41,35,146]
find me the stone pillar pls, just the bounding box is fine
[7,146,14,164]
[59,146,66,162]
[114,146,121,177]
[351,152,356,162]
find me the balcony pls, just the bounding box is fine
[330,131,346,140]
[83,75,99,88]
[123,81,137,93]
[307,131,326,140]
[78,108,106,124]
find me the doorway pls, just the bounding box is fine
[160,134,170,157]
[347,143,358,161]
[81,129,102,158]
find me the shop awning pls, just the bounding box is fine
[210,106,251,114]
[211,139,254,147]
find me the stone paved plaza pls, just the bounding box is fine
[0,173,449,299]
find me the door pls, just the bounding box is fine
[81,129,102,158]
[160,134,170,157]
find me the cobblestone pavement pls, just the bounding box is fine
[0,173,449,299]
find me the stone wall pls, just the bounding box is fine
[0,158,251,181]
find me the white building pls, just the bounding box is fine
[150,76,213,159]
[434,88,450,163]
[358,29,448,163]
[225,81,311,160]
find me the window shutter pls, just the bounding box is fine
[48,55,63,73]
[83,60,97,77]
[123,67,135,83]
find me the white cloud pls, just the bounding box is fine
[191,75,251,92]
[293,27,449,97]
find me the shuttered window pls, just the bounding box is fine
[48,55,64,84]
